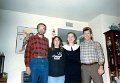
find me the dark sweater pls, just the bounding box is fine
[48,48,65,77]
[64,45,81,83]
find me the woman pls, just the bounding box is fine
[48,36,65,83]
[63,32,81,83]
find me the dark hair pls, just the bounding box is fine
[66,32,77,44]
[83,27,92,34]
[83,27,93,40]
[51,36,63,51]
[37,23,46,30]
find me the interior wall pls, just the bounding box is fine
[1,8,119,83]
[0,9,88,83]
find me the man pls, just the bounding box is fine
[80,27,104,83]
[24,23,49,83]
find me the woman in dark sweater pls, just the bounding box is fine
[63,32,81,83]
[48,36,65,83]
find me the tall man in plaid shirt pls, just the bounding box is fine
[24,23,49,83]
[80,27,104,83]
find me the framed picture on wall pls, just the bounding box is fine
[16,26,37,54]
[58,28,83,45]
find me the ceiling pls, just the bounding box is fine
[0,0,120,22]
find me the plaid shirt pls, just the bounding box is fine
[24,34,49,67]
[80,40,104,65]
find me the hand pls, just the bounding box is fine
[98,65,104,75]
[26,67,31,75]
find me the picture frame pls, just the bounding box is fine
[16,26,37,54]
[58,28,83,45]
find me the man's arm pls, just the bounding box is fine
[24,38,32,75]
[96,42,105,75]
[96,42,104,65]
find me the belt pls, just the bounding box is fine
[35,56,47,58]
[82,62,98,65]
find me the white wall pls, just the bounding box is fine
[89,14,120,83]
[0,9,88,83]
[1,8,119,83]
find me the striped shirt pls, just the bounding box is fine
[24,34,49,67]
[80,40,104,65]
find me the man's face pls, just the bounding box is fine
[37,25,46,35]
[83,30,92,41]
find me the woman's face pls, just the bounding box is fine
[67,33,75,44]
[54,37,60,47]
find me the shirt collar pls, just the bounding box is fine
[63,44,79,51]
[84,40,93,44]
[36,33,44,38]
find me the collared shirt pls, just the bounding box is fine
[80,40,104,64]
[63,44,81,82]
[24,34,49,67]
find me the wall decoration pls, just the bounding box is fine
[109,23,120,30]
[58,28,83,45]
[16,26,37,54]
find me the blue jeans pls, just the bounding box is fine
[48,76,65,83]
[30,58,48,83]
